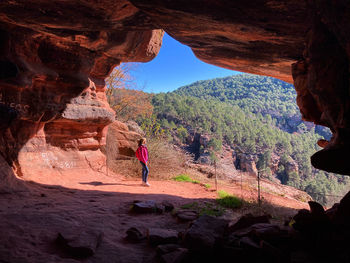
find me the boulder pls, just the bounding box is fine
[184,215,228,251]
[55,230,103,259]
[292,201,331,235]
[162,201,175,212]
[131,200,164,214]
[234,153,258,175]
[107,120,142,159]
[160,248,189,263]
[292,209,313,233]
[228,213,271,233]
[175,210,199,222]
[156,244,182,256]
[233,223,281,239]
[147,228,179,246]
[239,236,260,250]
[125,227,146,243]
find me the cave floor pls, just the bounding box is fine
[0,171,307,263]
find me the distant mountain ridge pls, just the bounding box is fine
[146,74,349,205]
[174,74,330,137]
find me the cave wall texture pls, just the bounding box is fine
[0,0,350,185]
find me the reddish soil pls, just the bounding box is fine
[0,171,308,262]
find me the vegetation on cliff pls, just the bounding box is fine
[146,75,349,205]
[107,72,350,206]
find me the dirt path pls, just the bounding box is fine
[0,171,308,263]
[22,169,309,209]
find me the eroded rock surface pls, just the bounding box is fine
[290,1,350,174]
[1,0,350,179]
[0,1,163,180]
[106,120,142,159]
[129,0,311,83]
[128,0,350,175]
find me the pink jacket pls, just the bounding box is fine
[136,145,148,164]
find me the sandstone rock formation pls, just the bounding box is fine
[128,0,309,83]
[104,120,142,176]
[106,120,142,159]
[292,2,350,174]
[0,154,27,193]
[1,0,350,180]
[0,1,163,181]
[234,153,258,175]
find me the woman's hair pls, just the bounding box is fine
[138,137,147,146]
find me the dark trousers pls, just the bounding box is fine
[140,161,149,182]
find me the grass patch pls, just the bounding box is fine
[217,190,229,198]
[173,174,200,184]
[173,174,193,182]
[180,201,224,217]
[217,190,242,209]
[204,183,211,189]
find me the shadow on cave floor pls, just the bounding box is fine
[79,181,143,187]
[0,177,302,263]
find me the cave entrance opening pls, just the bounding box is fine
[103,33,345,208]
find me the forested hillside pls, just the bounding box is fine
[143,74,349,205]
[174,74,331,137]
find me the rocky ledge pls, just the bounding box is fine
[125,192,350,263]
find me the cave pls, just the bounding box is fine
[1,0,350,181]
[1,0,350,262]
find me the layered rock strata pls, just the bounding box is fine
[0,2,163,181]
[1,0,350,177]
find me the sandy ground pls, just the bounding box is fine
[0,170,308,263]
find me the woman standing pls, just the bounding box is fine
[135,138,150,186]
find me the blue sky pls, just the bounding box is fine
[131,33,241,93]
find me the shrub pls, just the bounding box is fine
[173,174,193,182]
[217,190,242,209]
[173,174,200,184]
[106,130,188,180]
[177,126,188,143]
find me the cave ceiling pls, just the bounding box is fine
[0,0,350,175]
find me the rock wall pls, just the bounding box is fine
[1,0,350,179]
[128,0,309,83]
[128,0,350,175]
[0,1,163,182]
[292,1,350,174]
